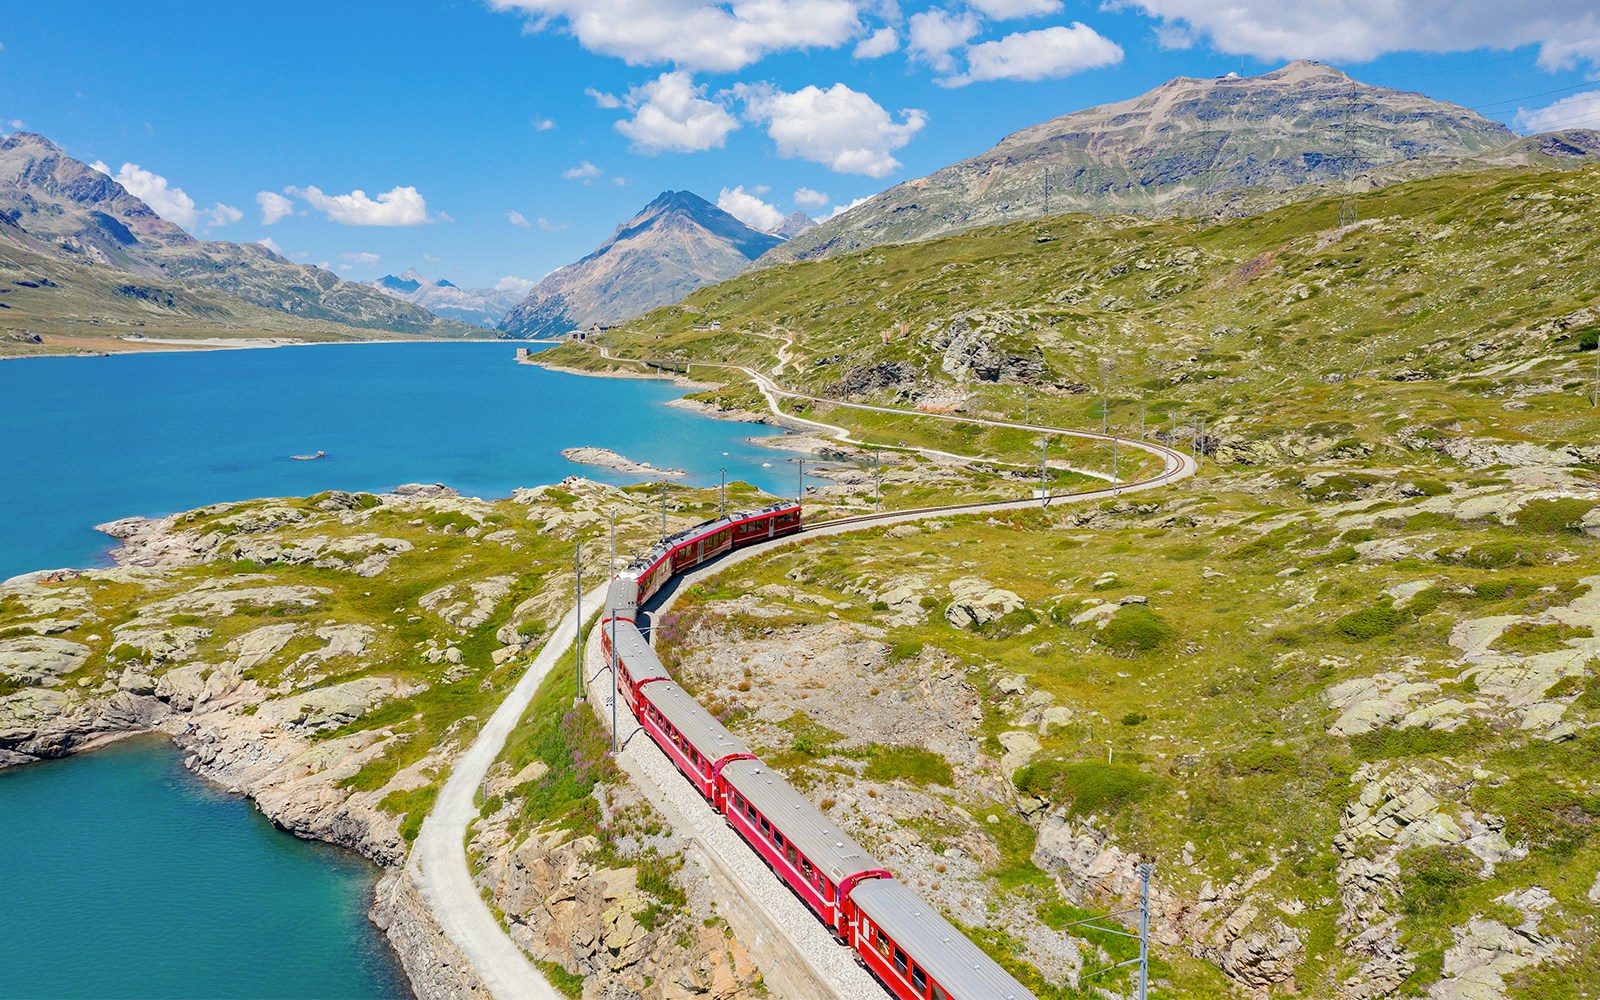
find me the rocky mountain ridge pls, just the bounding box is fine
[366,267,527,328]
[498,190,781,338]
[762,60,1596,266]
[0,132,472,341]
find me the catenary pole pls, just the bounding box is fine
[659,481,666,537]
[719,468,726,516]
[873,449,881,512]
[1040,437,1048,509]
[1138,863,1153,1000]
[574,542,583,701]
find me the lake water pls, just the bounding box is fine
[0,341,801,580]
[0,735,412,999]
[0,340,805,996]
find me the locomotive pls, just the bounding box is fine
[599,501,1037,1000]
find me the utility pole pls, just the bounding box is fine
[1024,387,1030,425]
[1112,436,1119,496]
[1040,437,1048,509]
[719,468,726,517]
[1043,165,1050,215]
[659,481,667,537]
[609,510,616,575]
[1102,395,1108,435]
[610,608,619,752]
[873,449,881,513]
[574,542,583,701]
[797,458,805,505]
[1138,863,1153,1000]
[1140,402,1146,440]
[1592,347,1599,408]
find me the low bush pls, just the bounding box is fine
[1513,498,1596,535]
[1335,605,1406,640]
[1014,760,1153,816]
[1093,605,1172,655]
[863,745,955,787]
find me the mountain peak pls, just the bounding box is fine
[398,267,425,282]
[500,191,782,337]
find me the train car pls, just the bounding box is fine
[720,758,890,936]
[599,618,670,716]
[849,877,1036,1000]
[603,574,639,625]
[635,679,753,807]
[627,502,803,609]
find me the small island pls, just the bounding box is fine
[560,447,684,477]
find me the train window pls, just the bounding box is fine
[759,817,771,835]
[875,930,891,958]
[734,793,744,810]
[772,830,783,849]
[912,966,926,992]
[800,858,813,880]
[931,984,950,1000]
[745,801,757,822]
[893,947,907,975]
[785,844,798,865]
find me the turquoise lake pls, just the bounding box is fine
[0,340,807,997]
[0,340,801,581]
[0,735,412,999]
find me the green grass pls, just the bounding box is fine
[862,745,955,787]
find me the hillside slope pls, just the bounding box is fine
[498,191,781,338]
[0,132,475,348]
[763,60,1592,267]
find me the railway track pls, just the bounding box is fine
[414,347,1196,1000]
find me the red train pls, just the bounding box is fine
[599,502,1037,1000]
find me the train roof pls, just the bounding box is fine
[722,758,882,884]
[643,680,750,762]
[851,878,1037,1000]
[604,575,639,615]
[622,502,801,578]
[608,620,671,684]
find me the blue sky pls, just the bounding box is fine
[2,2,1598,292]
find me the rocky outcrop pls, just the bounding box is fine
[561,447,686,478]
[931,314,1048,385]
[944,577,1024,630]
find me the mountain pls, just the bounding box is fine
[0,132,472,340]
[365,267,527,328]
[498,191,782,338]
[761,60,1579,266]
[770,211,817,239]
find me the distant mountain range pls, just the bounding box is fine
[762,60,1600,266]
[499,190,783,338]
[0,132,472,343]
[365,268,528,328]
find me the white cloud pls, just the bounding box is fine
[718,185,786,230]
[532,117,556,130]
[286,184,431,226]
[853,26,899,58]
[537,216,573,231]
[257,191,294,225]
[89,160,239,232]
[968,0,1061,17]
[6,118,23,130]
[422,252,441,262]
[794,186,830,209]
[612,175,630,186]
[1121,1,1600,69]
[507,210,532,227]
[255,237,285,256]
[341,251,381,266]
[494,275,537,297]
[907,8,979,73]
[1515,90,1600,134]
[615,71,739,153]
[586,87,623,108]
[945,22,1123,86]
[563,160,603,180]
[822,194,870,220]
[205,203,243,227]
[488,0,862,72]
[738,82,926,177]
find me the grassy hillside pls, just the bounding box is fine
[541,162,1600,997]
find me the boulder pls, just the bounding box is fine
[0,637,92,685]
[227,624,301,669]
[944,578,1024,630]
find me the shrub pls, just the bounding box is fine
[1335,605,1406,640]
[1093,605,1172,655]
[863,745,955,787]
[1513,498,1596,535]
[1013,760,1153,816]
[1493,622,1592,656]
[1232,745,1297,774]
